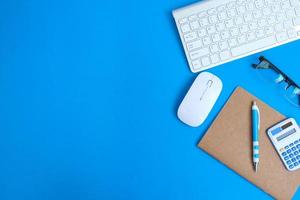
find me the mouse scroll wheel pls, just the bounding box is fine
[207,80,213,87]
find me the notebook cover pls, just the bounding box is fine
[198,87,300,200]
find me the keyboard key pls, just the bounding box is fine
[289,154,294,158]
[292,158,297,162]
[244,13,253,22]
[287,160,292,164]
[179,18,188,24]
[237,6,246,14]
[240,25,249,33]
[288,149,292,153]
[192,59,202,70]
[189,48,210,59]
[220,31,230,39]
[232,35,277,57]
[272,3,281,12]
[265,27,274,35]
[186,40,203,51]
[198,29,207,37]
[210,54,220,63]
[181,24,191,33]
[285,145,289,149]
[297,144,300,149]
[201,56,211,66]
[267,15,276,24]
[184,32,198,42]
[290,143,295,147]
[249,21,258,30]
[297,155,300,160]
[235,16,244,25]
[225,19,234,28]
[207,25,216,34]
[284,20,293,29]
[295,162,299,167]
[295,140,299,145]
[292,147,297,151]
[276,32,288,42]
[282,152,287,156]
[287,9,296,18]
[294,151,299,155]
[227,9,237,17]
[210,44,219,53]
[284,156,289,160]
[190,21,200,30]
[255,0,265,9]
[282,0,291,9]
[219,41,229,50]
[228,38,238,47]
[220,50,231,60]
[203,37,212,45]
[289,164,294,169]
[230,27,239,36]
[290,0,300,7]
[237,34,247,44]
[199,18,209,26]
[216,22,226,31]
[218,12,228,21]
[293,17,300,26]
[209,15,218,23]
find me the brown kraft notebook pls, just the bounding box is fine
[198,87,300,200]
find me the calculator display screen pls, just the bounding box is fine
[277,128,296,142]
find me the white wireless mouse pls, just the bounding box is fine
[177,72,222,127]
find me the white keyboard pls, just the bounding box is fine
[173,0,300,73]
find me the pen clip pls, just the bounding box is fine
[257,105,260,130]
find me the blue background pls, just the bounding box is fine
[1,0,300,199]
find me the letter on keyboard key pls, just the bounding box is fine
[184,32,198,42]
[231,35,277,57]
[189,48,209,60]
[187,40,203,51]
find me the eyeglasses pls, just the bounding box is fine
[252,56,300,108]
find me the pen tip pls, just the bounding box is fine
[254,163,258,172]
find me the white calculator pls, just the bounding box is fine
[268,118,300,171]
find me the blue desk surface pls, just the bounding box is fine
[1,0,300,199]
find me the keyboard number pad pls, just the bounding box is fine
[281,140,300,170]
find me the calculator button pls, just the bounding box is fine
[297,144,300,149]
[284,156,289,160]
[295,140,299,145]
[287,160,292,165]
[294,162,299,166]
[292,158,296,162]
[282,152,287,156]
[289,154,294,158]
[297,155,300,160]
[292,147,297,151]
[289,164,294,169]
[285,145,289,149]
[294,151,299,155]
[290,143,294,147]
[287,149,292,153]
